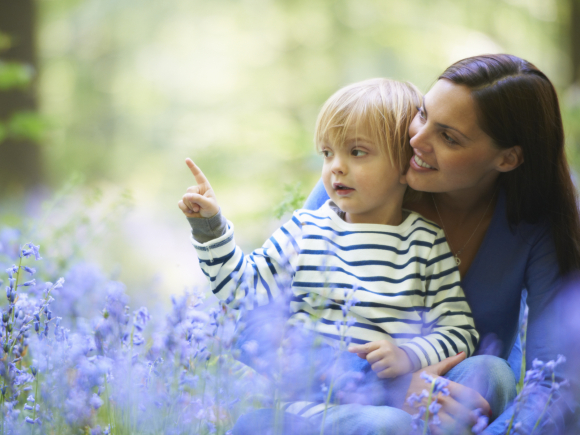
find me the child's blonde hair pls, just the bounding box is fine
[315,78,422,173]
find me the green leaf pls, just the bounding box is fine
[273,183,306,219]
[7,111,46,142]
[0,61,34,90]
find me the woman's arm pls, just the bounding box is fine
[303,179,329,210]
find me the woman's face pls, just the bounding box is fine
[407,79,510,195]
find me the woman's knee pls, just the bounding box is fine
[449,355,515,390]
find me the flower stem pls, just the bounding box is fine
[530,372,555,434]
[422,378,437,435]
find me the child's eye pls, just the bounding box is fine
[322,149,334,158]
[442,132,458,145]
[351,149,367,157]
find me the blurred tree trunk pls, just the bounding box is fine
[572,0,580,84]
[0,0,42,198]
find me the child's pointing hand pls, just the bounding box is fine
[178,158,220,219]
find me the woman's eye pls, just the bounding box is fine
[442,132,457,145]
[351,149,367,157]
[416,106,426,121]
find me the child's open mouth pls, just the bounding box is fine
[333,183,355,195]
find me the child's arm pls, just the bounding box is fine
[397,229,479,370]
[179,158,301,309]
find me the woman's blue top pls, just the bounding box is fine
[304,179,561,380]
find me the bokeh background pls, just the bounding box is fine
[1,0,579,307]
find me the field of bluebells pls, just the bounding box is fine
[0,224,575,435]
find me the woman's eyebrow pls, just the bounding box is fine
[424,96,472,141]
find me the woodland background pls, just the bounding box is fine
[1,0,579,306]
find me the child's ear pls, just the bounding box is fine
[399,172,408,185]
[496,146,524,173]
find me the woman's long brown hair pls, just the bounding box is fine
[440,54,580,275]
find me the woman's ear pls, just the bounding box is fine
[496,146,524,173]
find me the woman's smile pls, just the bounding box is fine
[410,154,436,171]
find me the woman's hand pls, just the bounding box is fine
[178,158,220,219]
[403,352,492,434]
[348,340,413,378]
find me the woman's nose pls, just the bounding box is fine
[409,126,433,154]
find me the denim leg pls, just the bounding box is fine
[308,404,413,435]
[444,355,517,422]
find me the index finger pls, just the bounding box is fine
[348,342,380,354]
[185,158,210,185]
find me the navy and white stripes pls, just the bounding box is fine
[192,201,478,369]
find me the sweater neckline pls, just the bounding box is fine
[323,200,418,232]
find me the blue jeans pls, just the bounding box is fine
[233,355,516,435]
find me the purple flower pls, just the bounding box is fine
[428,401,442,414]
[89,393,104,409]
[420,371,434,383]
[5,266,18,279]
[134,307,151,332]
[472,415,489,434]
[21,243,41,260]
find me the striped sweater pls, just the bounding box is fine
[191,200,478,369]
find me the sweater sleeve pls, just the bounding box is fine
[303,179,329,211]
[399,229,479,369]
[187,209,228,243]
[191,212,304,309]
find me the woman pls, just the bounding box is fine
[235,54,579,434]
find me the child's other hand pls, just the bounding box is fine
[178,158,220,219]
[348,340,412,378]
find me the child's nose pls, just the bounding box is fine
[331,156,347,174]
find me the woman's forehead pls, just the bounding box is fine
[425,80,481,137]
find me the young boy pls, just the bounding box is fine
[178,78,478,381]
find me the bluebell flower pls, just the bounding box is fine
[89,393,104,409]
[21,243,41,260]
[133,332,145,346]
[134,307,151,332]
[471,409,489,434]
[6,266,18,278]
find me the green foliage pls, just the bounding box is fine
[6,111,47,142]
[273,183,306,219]
[0,61,34,90]
[0,32,10,51]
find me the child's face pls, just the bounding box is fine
[320,124,408,225]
